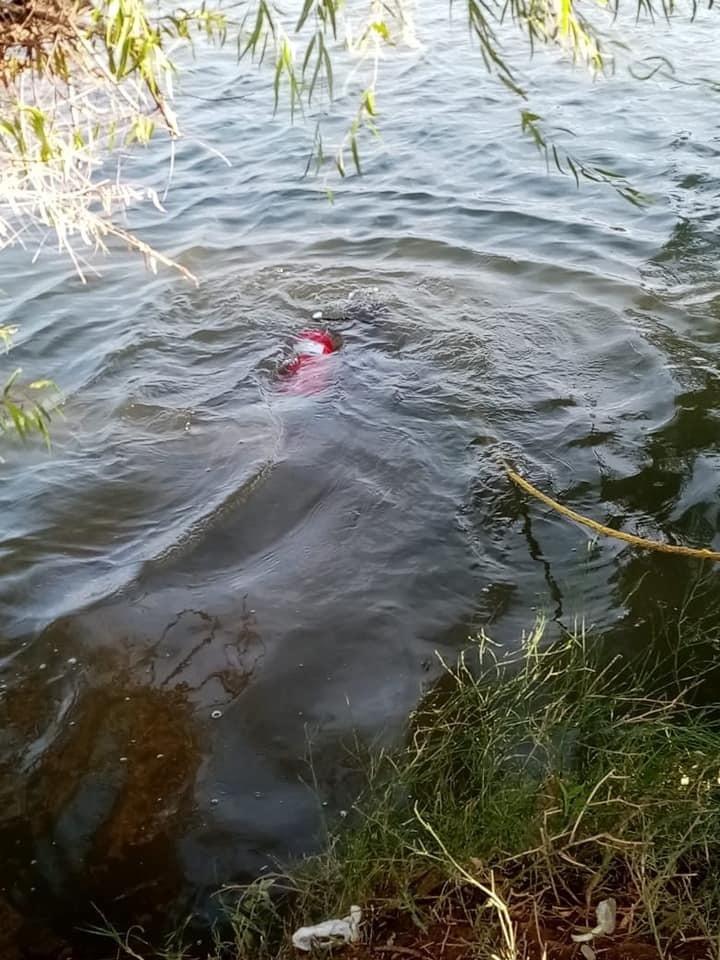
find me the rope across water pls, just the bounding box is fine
[505,463,720,563]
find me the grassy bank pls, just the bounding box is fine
[216,624,720,960]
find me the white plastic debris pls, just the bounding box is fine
[292,905,362,952]
[571,898,617,943]
[594,898,617,935]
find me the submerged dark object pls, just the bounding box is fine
[313,289,388,325]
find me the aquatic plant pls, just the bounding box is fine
[0,324,57,445]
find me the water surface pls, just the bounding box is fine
[2,6,720,952]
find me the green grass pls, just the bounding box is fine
[220,621,720,960]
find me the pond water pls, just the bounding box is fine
[2,5,720,953]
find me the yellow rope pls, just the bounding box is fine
[505,463,720,562]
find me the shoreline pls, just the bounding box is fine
[136,624,720,960]
[8,623,720,960]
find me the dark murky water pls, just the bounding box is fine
[2,5,720,953]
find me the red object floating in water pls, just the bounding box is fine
[279,329,341,386]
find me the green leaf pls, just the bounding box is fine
[322,38,333,98]
[3,399,27,438]
[566,155,580,187]
[296,0,315,32]
[322,0,338,39]
[3,368,21,396]
[350,134,361,174]
[302,31,317,75]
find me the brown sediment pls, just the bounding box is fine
[0,602,263,951]
[24,681,201,905]
[0,677,200,955]
[2,594,279,960]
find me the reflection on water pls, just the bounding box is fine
[3,6,720,954]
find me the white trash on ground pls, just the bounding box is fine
[571,898,617,943]
[292,905,362,952]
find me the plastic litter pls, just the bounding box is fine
[283,329,339,370]
[571,898,617,943]
[278,329,341,394]
[291,905,361,952]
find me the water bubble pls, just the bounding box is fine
[156,753,164,759]
[120,756,128,763]
[211,709,223,720]
[340,810,348,818]
[67,657,78,665]
[30,859,37,866]
[38,663,47,671]
[254,791,263,799]
[210,798,219,806]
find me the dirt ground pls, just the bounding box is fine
[343,893,711,960]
